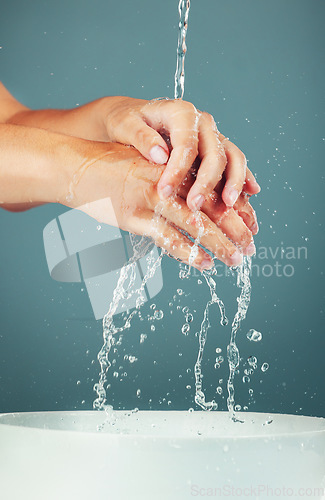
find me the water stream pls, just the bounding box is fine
[93,0,254,420]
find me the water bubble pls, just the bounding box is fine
[113,372,119,378]
[249,389,254,395]
[185,313,193,323]
[76,380,81,385]
[197,279,202,284]
[242,375,250,383]
[182,323,190,335]
[177,288,184,295]
[96,225,101,231]
[246,329,262,342]
[186,385,191,390]
[151,325,156,331]
[154,309,164,320]
[182,306,189,313]
[234,404,241,411]
[150,303,156,310]
[128,355,137,364]
[216,347,222,353]
[248,355,258,368]
[261,362,269,372]
[136,389,141,397]
[216,386,223,395]
[140,333,147,344]
[179,270,188,279]
[188,408,194,413]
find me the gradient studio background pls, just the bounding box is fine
[0,0,324,416]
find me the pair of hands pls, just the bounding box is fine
[4,87,260,270]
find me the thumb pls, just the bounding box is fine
[128,117,169,164]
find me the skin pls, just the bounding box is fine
[0,83,260,212]
[0,124,257,270]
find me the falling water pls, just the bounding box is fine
[93,1,255,419]
[174,0,191,99]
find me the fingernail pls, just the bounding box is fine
[200,258,213,271]
[244,242,256,256]
[229,249,243,267]
[226,187,239,207]
[150,145,169,165]
[159,184,173,200]
[251,222,259,234]
[192,194,205,211]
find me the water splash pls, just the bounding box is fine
[93,235,164,411]
[226,256,252,421]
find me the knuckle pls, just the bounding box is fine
[134,127,148,146]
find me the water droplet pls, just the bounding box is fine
[140,333,147,344]
[154,309,163,320]
[248,355,257,367]
[246,329,262,342]
[182,323,190,335]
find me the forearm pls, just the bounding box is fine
[0,123,94,208]
[7,99,110,142]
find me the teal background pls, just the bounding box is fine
[0,0,324,416]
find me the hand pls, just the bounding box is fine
[3,86,260,213]
[62,141,256,271]
[98,96,261,210]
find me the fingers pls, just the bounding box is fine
[178,182,255,256]
[244,167,261,195]
[186,112,227,211]
[143,100,200,200]
[196,192,255,255]
[233,194,259,235]
[123,116,170,165]
[131,210,214,271]
[220,138,248,207]
[155,196,243,267]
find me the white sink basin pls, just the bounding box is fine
[0,411,324,500]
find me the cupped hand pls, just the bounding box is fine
[63,142,257,271]
[100,96,260,210]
